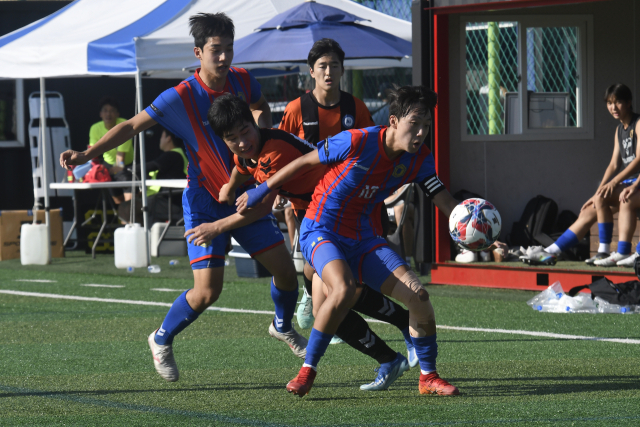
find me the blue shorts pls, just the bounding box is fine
[299,218,407,291]
[183,186,284,270]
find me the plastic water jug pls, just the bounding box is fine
[114,224,148,269]
[20,223,50,265]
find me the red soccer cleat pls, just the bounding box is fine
[419,372,460,396]
[286,366,317,397]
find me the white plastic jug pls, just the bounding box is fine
[114,224,148,269]
[20,223,50,265]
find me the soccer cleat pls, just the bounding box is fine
[519,246,557,266]
[419,372,460,396]
[406,345,419,368]
[455,249,477,263]
[329,336,345,345]
[360,352,410,391]
[296,288,315,329]
[147,330,179,382]
[585,252,610,265]
[286,366,317,396]
[594,252,632,267]
[268,321,308,359]
[616,252,639,267]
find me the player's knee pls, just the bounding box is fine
[191,287,221,308]
[273,264,298,292]
[329,281,358,309]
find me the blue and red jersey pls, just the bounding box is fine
[145,67,261,201]
[305,126,439,240]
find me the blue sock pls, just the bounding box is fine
[271,277,298,332]
[598,223,613,244]
[155,290,199,346]
[636,241,640,254]
[411,333,438,372]
[555,230,579,252]
[618,241,631,255]
[304,328,333,367]
[401,327,414,349]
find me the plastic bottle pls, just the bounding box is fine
[527,281,564,310]
[224,260,230,266]
[593,296,632,314]
[148,265,161,273]
[127,266,135,273]
[169,260,179,266]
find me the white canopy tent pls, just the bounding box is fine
[0,0,411,263]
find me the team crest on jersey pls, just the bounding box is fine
[342,114,355,129]
[237,92,246,102]
[392,164,407,178]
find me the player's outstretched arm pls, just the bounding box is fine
[185,189,278,246]
[250,95,273,128]
[236,150,321,213]
[60,111,157,169]
[431,189,458,219]
[219,167,252,206]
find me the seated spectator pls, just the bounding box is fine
[520,83,640,266]
[118,128,188,224]
[90,97,134,204]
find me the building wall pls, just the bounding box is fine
[447,0,639,241]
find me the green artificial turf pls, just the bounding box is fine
[0,251,639,426]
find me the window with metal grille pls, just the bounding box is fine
[460,16,593,141]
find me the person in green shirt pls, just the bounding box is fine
[89,97,134,204]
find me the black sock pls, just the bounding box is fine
[335,310,397,365]
[352,286,410,331]
[303,274,313,295]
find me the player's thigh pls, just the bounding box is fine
[231,212,284,259]
[357,240,409,292]
[300,229,345,283]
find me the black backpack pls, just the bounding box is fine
[508,195,558,247]
[568,277,640,306]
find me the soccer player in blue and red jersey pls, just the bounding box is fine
[60,12,307,382]
[237,86,462,397]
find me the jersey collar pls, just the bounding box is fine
[194,68,230,96]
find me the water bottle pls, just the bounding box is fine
[126,266,135,273]
[148,265,161,273]
[594,296,631,313]
[224,260,230,266]
[169,260,179,266]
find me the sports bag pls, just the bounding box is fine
[83,161,112,183]
[508,195,558,247]
[568,277,640,305]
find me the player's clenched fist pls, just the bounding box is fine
[60,150,88,170]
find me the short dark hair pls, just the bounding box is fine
[388,86,438,120]
[307,38,345,69]
[604,83,633,105]
[99,96,119,111]
[161,127,182,146]
[189,12,234,50]
[208,94,255,138]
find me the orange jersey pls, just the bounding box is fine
[280,91,374,146]
[234,128,326,210]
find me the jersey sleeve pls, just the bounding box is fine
[415,153,445,198]
[317,131,353,165]
[145,88,182,138]
[354,98,374,128]
[278,101,300,135]
[247,70,262,104]
[233,155,251,175]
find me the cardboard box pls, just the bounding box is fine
[0,209,65,260]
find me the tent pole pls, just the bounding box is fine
[39,77,51,263]
[136,70,151,266]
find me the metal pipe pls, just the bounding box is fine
[39,77,51,263]
[135,69,151,265]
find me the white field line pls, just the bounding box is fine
[1,289,639,344]
[150,288,187,292]
[15,279,57,283]
[81,284,125,288]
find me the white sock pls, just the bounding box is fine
[420,369,434,375]
[598,243,611,254]
[302,363,317,371]
[545,243,562,255]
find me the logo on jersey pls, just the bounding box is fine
[303,121,319,126]
[322,139,329,157]
[150,104,164,117]
[354,163,369,172]
[342,114,355,129]
[237,92,246,102]
[260,157,272,174]
[392,164,407,178]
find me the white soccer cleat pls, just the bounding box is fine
[455,249,477,263]
[268,321,308,359]
[616,252,640,267]
[296,288,315,329]
[594,252,632,267]
[148,330,179,382]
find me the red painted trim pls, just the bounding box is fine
[434,14,451,263]
[250,239,285,257]
[427,0,610,15]
[190,254,225,265]
[430,263,636,292]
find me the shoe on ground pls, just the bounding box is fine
[419,372,460,396]
[329,336,345,344]
[455,249,477,263]
[519,246,557,266]
[296,288,315,329]
[617,252,640,267]
[286,366,317,396]
[479,250,491,262]
[147,330,179,382]
[585,252,609,265]
[360,352,410,391]
[268,321,308,359]
[406,344,419,368]
[594,252,632,267]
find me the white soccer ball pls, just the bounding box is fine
[449,198,501,251]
